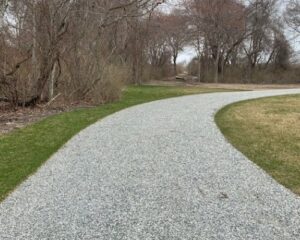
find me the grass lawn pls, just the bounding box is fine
[0,85,231,201]
[215,94,300,194]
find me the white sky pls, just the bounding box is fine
[178,46,197,64]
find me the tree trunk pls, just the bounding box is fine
[214,49,220,83]
[173,56,177,76]
[221,58,225,82]
[32,0,38,90]
[197,56,201,82]
[48,61,57,100]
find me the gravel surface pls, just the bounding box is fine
[1,89,300,239]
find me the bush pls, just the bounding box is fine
[89,64,128,104]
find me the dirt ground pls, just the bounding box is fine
[0,105,61,135]
[0,102,93,136]
[147,80,300,90]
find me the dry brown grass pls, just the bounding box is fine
[216,94,300,194]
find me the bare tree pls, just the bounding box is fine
[273,32,291,69]
[146,12,172,79]
[243,0,277,79]
[286,0,300,34]
[184,0,246,82]
[0,0,165,108]
[160,10,188,76]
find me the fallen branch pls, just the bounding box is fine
[45,93,62,107]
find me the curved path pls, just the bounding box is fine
[1,89,300,239]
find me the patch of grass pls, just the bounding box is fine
[0,85,232,201]
[215,94,300,194]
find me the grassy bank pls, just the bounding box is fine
[0,85,230,201]
[215,94,300,194]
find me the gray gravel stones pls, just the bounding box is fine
[1,89,300,239]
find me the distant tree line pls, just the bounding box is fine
[147,0,300,84]
[0,0,300,109]
[183,0,296,83]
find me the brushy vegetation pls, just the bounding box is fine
[2,0,300,110]
[0,85,231,201]
[216,94,300,194]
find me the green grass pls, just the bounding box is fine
[215,94,300,194]
[0,85,231,201]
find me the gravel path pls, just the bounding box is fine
[1,89,300,239]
